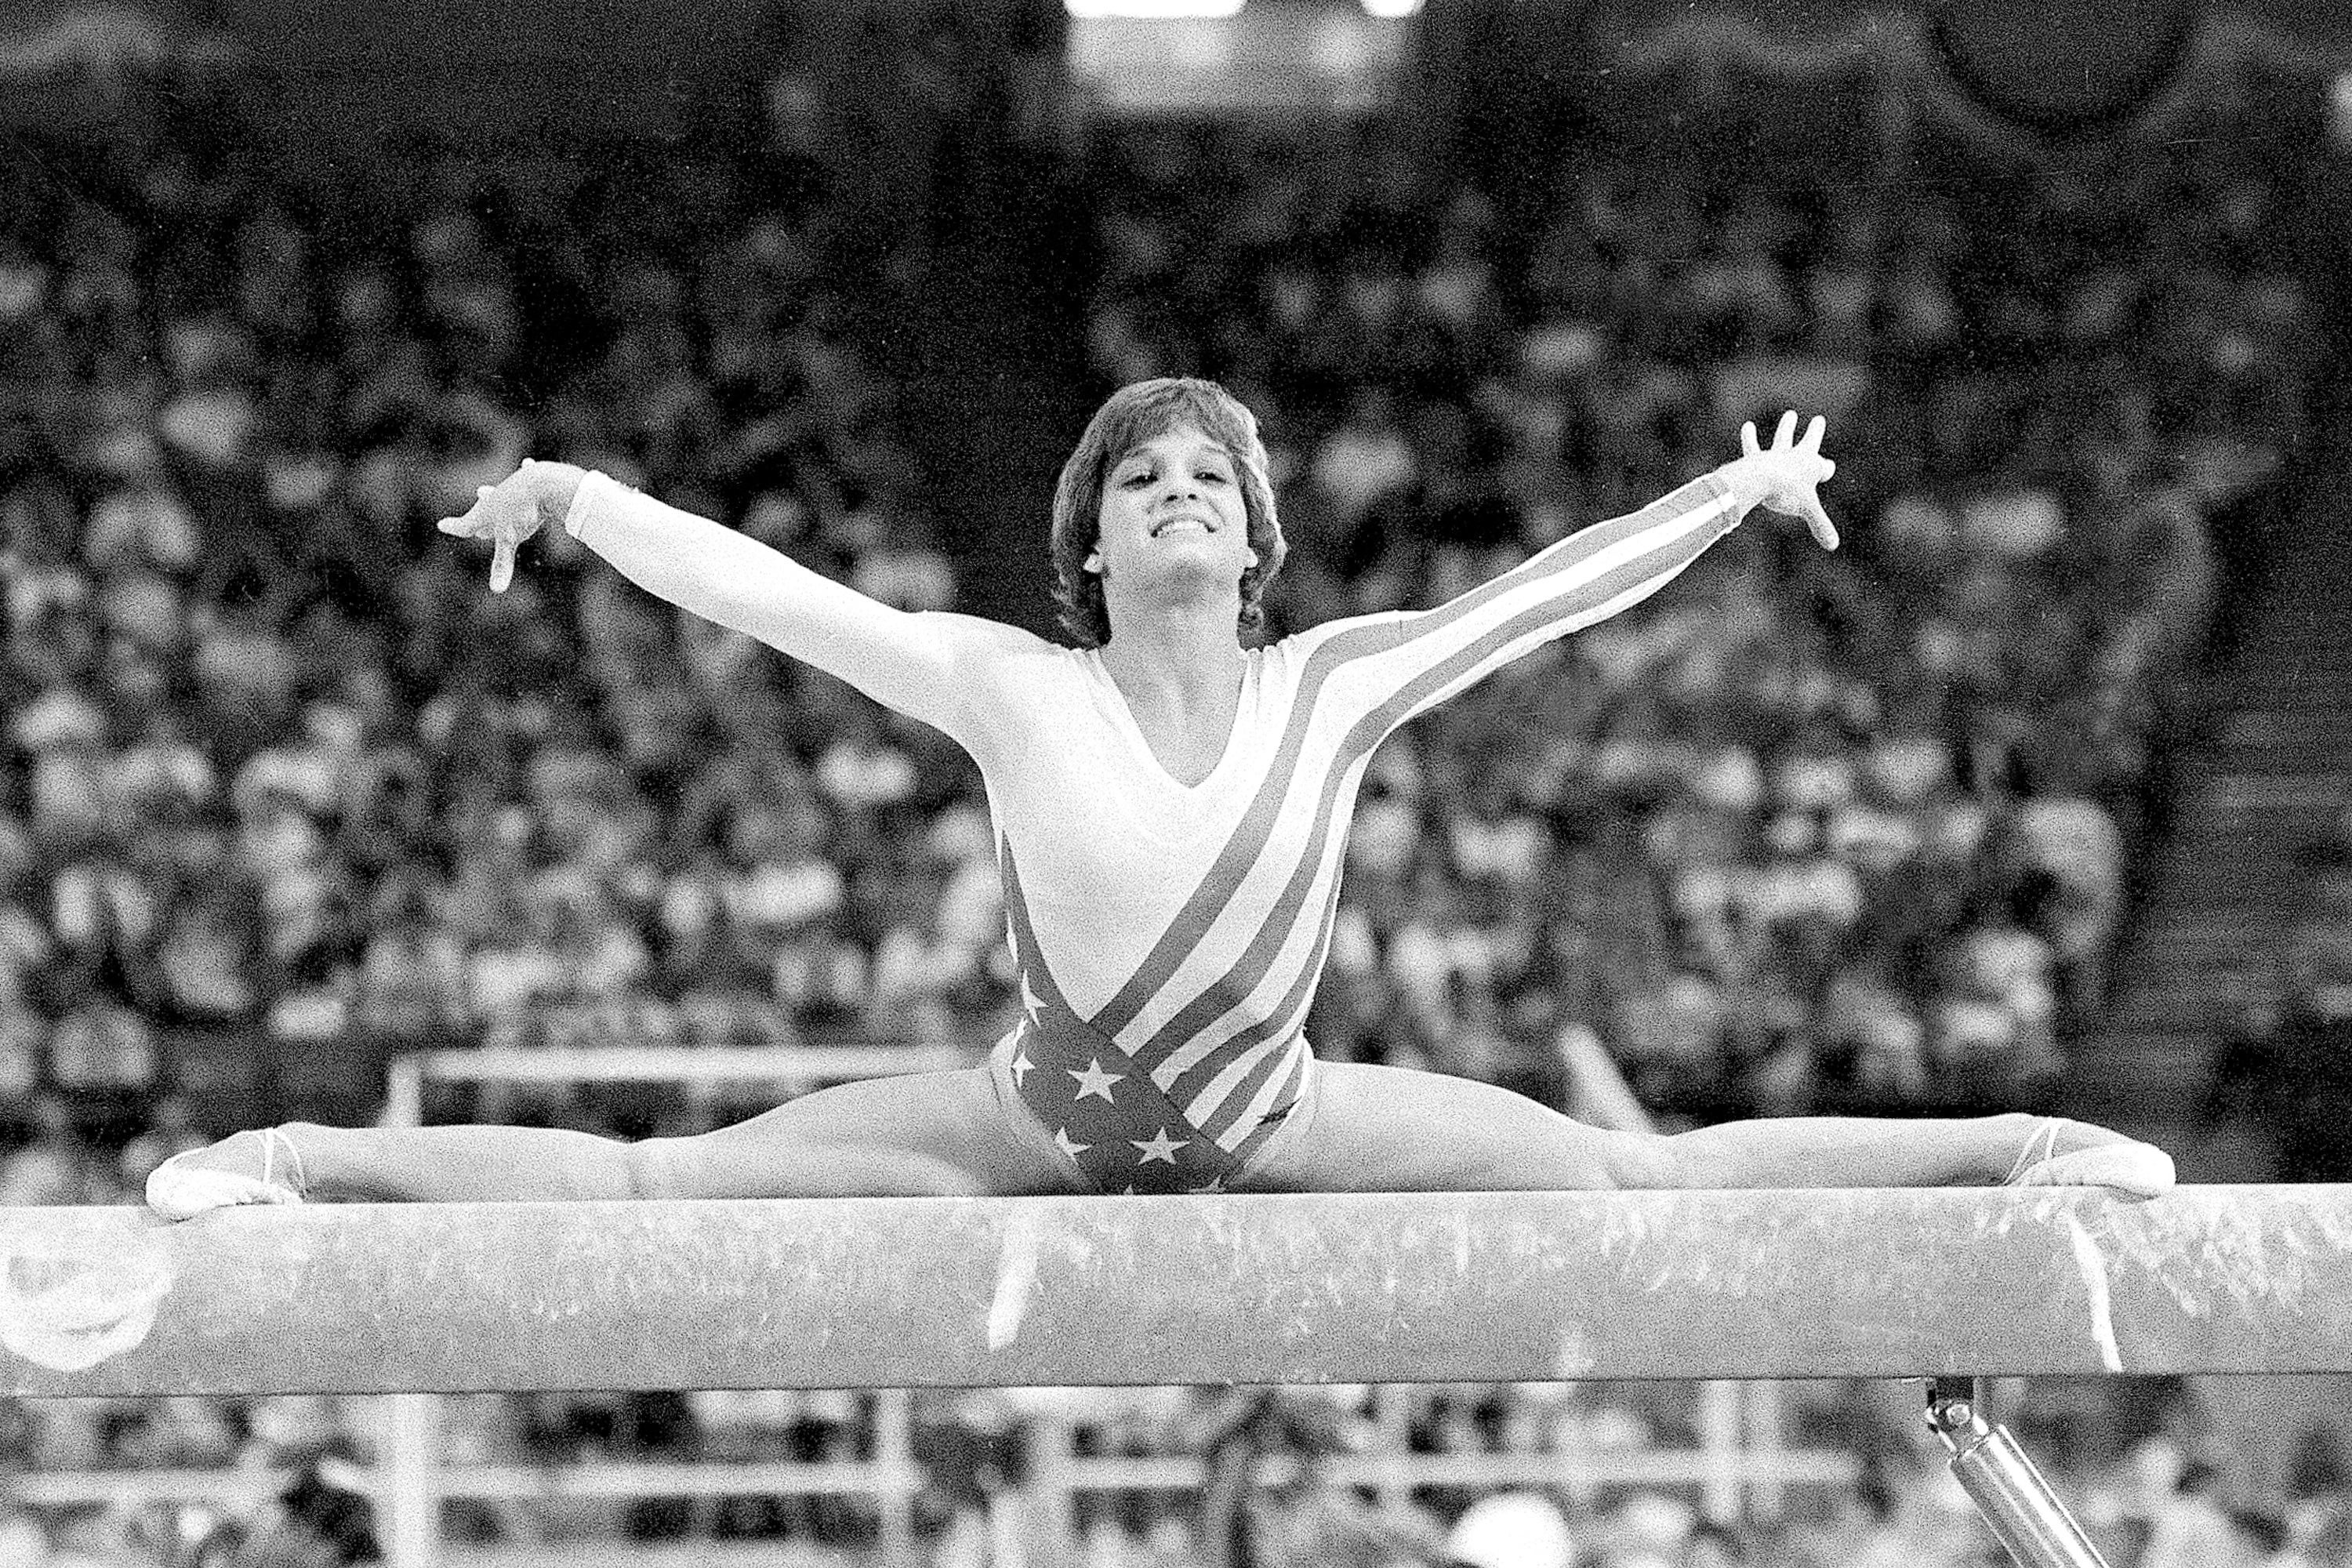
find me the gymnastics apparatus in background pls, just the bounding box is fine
[0,1185,2345,1568]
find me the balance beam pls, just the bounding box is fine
[0,1185,2344,1396]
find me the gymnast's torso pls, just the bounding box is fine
[935,474,1744,1193]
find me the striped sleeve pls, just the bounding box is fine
[1304,472,1742,744]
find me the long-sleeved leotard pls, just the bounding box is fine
[565,470,1742,1193]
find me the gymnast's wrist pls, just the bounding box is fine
[517,459,591,538]
[1711,456,1767,517]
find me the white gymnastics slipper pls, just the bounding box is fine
[2006,1120,2176,1198]
[144,1129,307,1221]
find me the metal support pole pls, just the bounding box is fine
[1746,1380,1789,1522]
[1022,1399,1073,1568]
[873,1389,916,1565]
[383,1057,423,1132]
[381,1392,441,1568]
[1697,1380,1742,1524]
[1924,1377,2108,1568]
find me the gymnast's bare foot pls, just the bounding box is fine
[2005,1117,2173,1198]
[145,1128,310,1221]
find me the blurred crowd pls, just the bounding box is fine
[2202,803,2352,1183]
[1000,1384,2352,1568]
[0,8,2341,1568]
[0,19,1005,1178]
[5,1377,2349,1568]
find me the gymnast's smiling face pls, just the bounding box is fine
[1087,426,1257,619]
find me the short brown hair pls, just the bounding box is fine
[1047,377,1287,648]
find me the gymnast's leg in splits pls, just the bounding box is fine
[148,1054,2169,1218]
[1231,1061,2172,1196]
[146,1069,1083,1215]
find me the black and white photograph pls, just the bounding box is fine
[0,0,2348,1564]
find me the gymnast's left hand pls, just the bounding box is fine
[1719,410,1839,551]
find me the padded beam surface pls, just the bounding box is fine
[0,1186,2343,1395]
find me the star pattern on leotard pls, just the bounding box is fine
[1131,1127,1187,1166]
[1005,957,1258,1196]
[1069,1058,1123,1102]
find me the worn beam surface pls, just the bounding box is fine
[0,1186,2344,1396]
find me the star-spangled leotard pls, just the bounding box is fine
[566,470,1741,1194]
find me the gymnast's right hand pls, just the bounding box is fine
[436,459,584,593]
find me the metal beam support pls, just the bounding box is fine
[1927,1377,2110,1568]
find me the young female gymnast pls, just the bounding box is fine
[148,379,2172,1215]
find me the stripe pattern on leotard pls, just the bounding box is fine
[999,843,1290,1192]
[999,476,1739,1192]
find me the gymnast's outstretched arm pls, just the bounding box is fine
[436,459,1046,737]
[1301,412,1839,746]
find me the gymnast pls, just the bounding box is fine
[148,378,2173,1216]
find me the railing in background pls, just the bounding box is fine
[379,1044,969,1568]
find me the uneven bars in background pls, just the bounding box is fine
[0,1185,2344,1396]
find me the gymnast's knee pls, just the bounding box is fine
[622,1133,986,1200]
[1601,1131,1693,1191]
[620,1137,678,1202]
